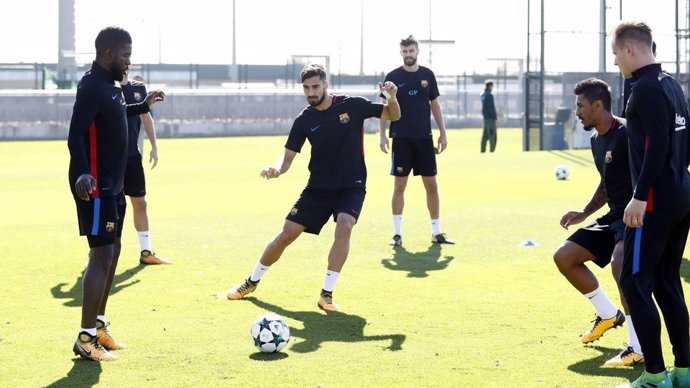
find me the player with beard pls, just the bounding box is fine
[553,78,642,366]
[68,26,165,361]
[226,64,400,312]
[379,35,453,247]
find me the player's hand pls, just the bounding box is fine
[378,81,398,100]
[144,90,166,107]
[623,198,646,228]
[379,135,390,154]
[75,174,97,201]
[149,147,159,169]
[560,211,586,229]
[260,167,281,179]
[436,134,448,154]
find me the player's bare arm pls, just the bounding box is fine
[141,112,158,168]
[560,180,607,229]
[260,149,298,179]
[378,81,400,122]
[144,90,166,108]
[430,98,447,154]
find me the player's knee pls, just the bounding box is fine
[553,246,572,272]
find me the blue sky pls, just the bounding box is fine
[1,0,685,75]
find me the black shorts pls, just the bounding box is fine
[390,137,437,177]
[124,154,146,197]
[567,216,625,268]
[286,187,366,235]
[74,192,126,247]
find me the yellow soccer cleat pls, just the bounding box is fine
[139,250,171,265]
[96,320,127,350]
[227,278,258,300]
[604,346,644,367]
[317,290,340,312]
[581,310,625,344]
[73,332,118,362]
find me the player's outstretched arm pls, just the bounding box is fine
[260,149,298,179]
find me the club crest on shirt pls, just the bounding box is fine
[339,113,350,124]
[605,151,613,163]
[105,222,115,232]
[290,207,299,216]
[421,80,429,88]
[133,92,142,102]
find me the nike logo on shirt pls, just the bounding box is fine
[310,125,321,132]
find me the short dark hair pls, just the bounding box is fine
[485,80,494,88]
[300,64,327,83]
[400,35,418,47]
[573,77,612,112]
[95,27,132,56]
[612,21,653,50]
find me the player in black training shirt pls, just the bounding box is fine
[226,64,400,312]
[120,72,170,265]
[612,21,690,387]
[553,78,642,367]
[68,26,164,362]
[379,35,453,247]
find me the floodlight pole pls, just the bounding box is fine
[599,0,606,72]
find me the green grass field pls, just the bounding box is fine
[1,128,688,387]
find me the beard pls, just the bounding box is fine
[110,62,126,82]
[404,56,417,66]
[308,92,325,107]
[579,118,594,131]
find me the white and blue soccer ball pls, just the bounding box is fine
[251,313,290,353]
[555,164,570,180]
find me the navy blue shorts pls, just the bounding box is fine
[567,216,625,268]
[124,154,146,197]
[286,187,366,235]
[74,192,126,247]
[390,137,437,177]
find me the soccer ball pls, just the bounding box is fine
[555,164,570,180]
[250,313,290,353]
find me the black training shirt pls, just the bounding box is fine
[590,118,632,219]
[121,79,148,156]
[68,62,149,198]
[285,95,383,190]
[625,63,690,211]
[383,66,439,139]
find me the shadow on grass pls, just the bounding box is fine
[567,345,643,381]
[44,358,102,388]
[381,244,454,278]
[249,351,289,361]
[245,297,405,353]
[50,264,145,307]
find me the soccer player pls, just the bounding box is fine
[120,72,170,265]
[68,26,164,361]
[226,64,400,311]
[553,78,642,367]
[613,21,690,388]
[379,35,453,247]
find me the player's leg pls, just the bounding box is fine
[488,120,497,152]
[654,212,690,382]
[389,138,411,246]
[414,139,452,244]
[481,120,490,153]
[95,193,127,350]
[553,226,623,344]
[620,212,670,377]
[228,188,331,300]
[73,196,119,361]
[125,155,169,265]
[605,239,644,366]
[318,188,364,312]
